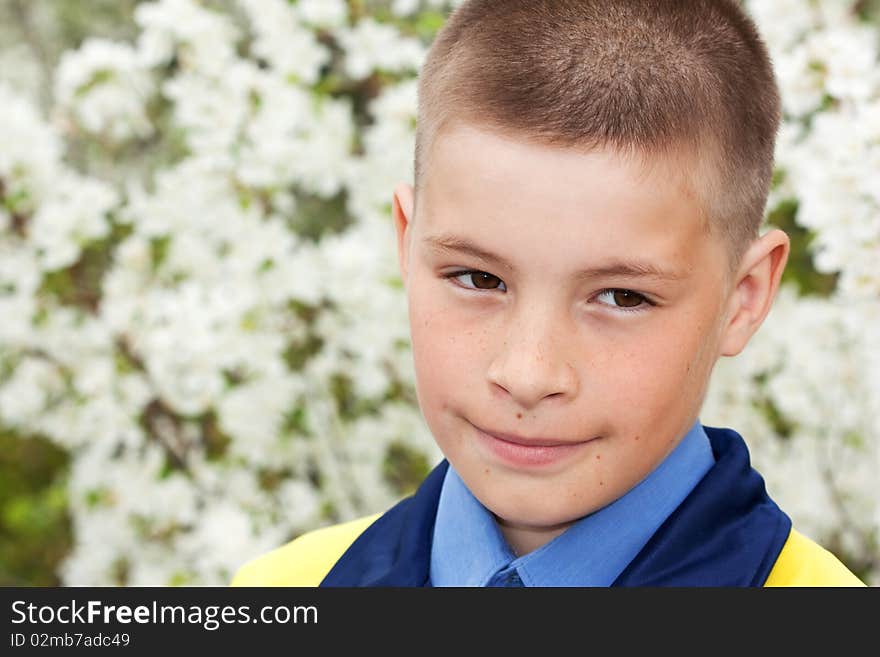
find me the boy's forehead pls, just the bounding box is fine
[422,122,706,216]
[415,123,727,283]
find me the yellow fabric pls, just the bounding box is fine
[763,528,866,587]
[231,515,866,587]
[230,513,381,587]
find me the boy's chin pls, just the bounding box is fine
[480,485,618,532]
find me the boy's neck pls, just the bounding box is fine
[494,515,572,557]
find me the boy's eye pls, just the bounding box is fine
[595,288,651,310]
[443,270,507,292]
[443,273,652,313]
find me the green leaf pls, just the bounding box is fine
[383,441,430,496]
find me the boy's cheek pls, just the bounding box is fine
[407,305,474,414]
[408,287,487,359]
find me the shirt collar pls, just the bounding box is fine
[430,420,715,586]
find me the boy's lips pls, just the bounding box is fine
[468,421,597,467]
[471,423,589,447]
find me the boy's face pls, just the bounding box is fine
[393,123,740,544]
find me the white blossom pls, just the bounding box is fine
[296,0,350,29]
[217,375,302,466]
[134,0,240,73]
[54,39,155,142]
[28,173,119,271]
[239,0,332,84]
[0,357,66,428]
[0,82,62,213]
[337,17,427,80]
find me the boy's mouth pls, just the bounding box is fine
[468,421,596,467]
[473,424,585,447]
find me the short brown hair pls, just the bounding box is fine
[414,0,781,264]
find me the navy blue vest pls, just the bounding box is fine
[320,426,792,586]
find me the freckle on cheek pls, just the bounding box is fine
[516,413,522,419]
[634,435,640,441]
[595,454,601,460]
[599,481,604,486]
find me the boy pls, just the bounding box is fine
[232,0,865,586]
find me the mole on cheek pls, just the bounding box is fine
[516,413,522,419]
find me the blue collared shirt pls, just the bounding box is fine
[429,420,715,586]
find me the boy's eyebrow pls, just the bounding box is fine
[422,233,688,281]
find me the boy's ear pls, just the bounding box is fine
[392,182,415,286]
[718,228,790,358]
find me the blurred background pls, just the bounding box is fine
[0,0,878,586]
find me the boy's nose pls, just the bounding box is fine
[485,315,579,409]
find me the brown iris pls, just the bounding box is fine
[612,289,644,307]
[470,272,502,289]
